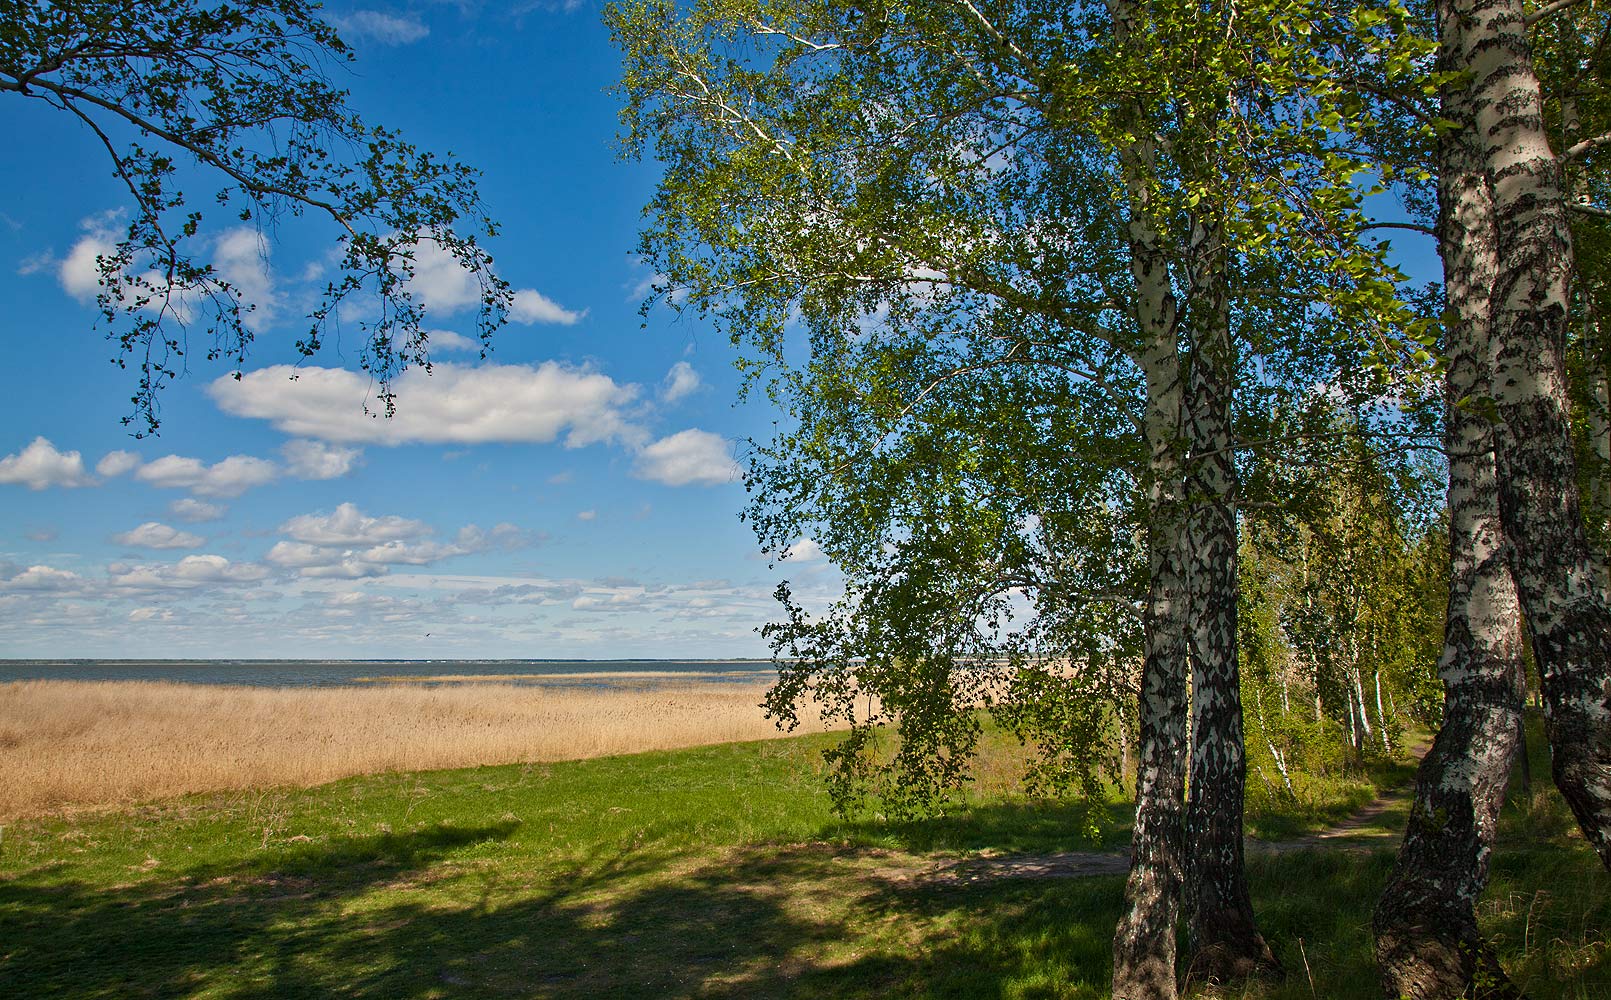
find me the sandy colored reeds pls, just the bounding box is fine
[0,678,833,819]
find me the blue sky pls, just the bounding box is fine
[0,2,837,659]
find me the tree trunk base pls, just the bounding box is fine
[1375,911,1526,1000]
[1113,868,1180,1000]
[1546,708,1611,869]
[1184,916,1283,989]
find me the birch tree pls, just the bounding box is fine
[1451,0,1611,870]
[1373,57,1529,994]
[1369,2,1611,994]
[613,0,1424,993]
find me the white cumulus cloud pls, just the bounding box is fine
[114,522,205,550]
[209,362,642,447]
[783,537,824,562]
[264,541,387,579]
[279,503,429,546]
[660,361,702,403]
[96,450,140,477]
[403,240,579,325]
[280,440,362,480]
[211,227,276,328]
[633,429,742,487]
[265,505,522,579]
[0,438,96,490]
[135,453,279,497]
[108,555,269,590]
[169,498,226,522]
[57,214,119,300]
[422,329,483,353]
[54,212,209,321]
[510,288,585,325]
[407,238,493,314]
[357,539,473,566]
[2,564,85,592]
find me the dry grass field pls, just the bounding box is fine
[0,677,836,819]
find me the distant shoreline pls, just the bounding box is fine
[0,658,780,690]
[0,657,776,665]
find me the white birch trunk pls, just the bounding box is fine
[1181,216,1279,986]
[1374,41,1527,995]
[1108,25,1190,988]
[1457,0,1611,868]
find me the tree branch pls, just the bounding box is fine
[1526,0,1592,26]
[1358,221,1438,238]
[12,74,359,237]
[1565,130,1611,161]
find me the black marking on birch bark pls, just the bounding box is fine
[1461,0,1611,871]
[1374,30,1531,995]
[1180,219,1279,988]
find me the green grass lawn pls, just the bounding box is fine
[0,724,1604,998]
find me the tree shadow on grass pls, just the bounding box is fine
[228,839,1128,1000]
[835,798,1135,856]
[0,815,1126,999]
[0,820,521,998]
[17,794,1565,1000]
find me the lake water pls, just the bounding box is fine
[0,659,776,689]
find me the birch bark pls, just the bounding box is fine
[1110,161,1192,1000]
[1455,0,1611,868]
[1181,220,1280,986]
[1373,58,1527,995]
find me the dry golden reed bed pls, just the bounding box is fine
[0,678,833,820]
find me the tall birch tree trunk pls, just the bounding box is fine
[1182,220,1280,986]
[1110,78,1191,995]
[1373,67,1527,996]
[1113,325,1192,1000]
[1454,0,1611,868]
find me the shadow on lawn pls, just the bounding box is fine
[12,792,1595,1000]
[1,821,521,998]
[0,811,1128,999]
[839,797,1136,855]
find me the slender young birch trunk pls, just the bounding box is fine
[1376,670,1392,753]
[1373,60,1527,998]
[1109,54,1190,991]
[1181,220,1280,987]
[1454,0,1611,867]
[1590,373,1611,594]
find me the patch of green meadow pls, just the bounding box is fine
[0,718,1602,998]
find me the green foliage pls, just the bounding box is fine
[0,0,510,433]
[1239,423,1446,800]
[612,0,1446,823]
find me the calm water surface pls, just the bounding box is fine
[0,659,774,688]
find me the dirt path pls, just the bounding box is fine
[910,758,1423,886]
[1250,785,1413,856]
